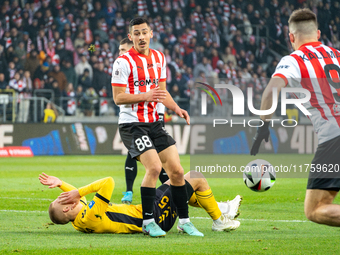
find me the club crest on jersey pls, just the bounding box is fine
[333,104,340,116]
[134,78,159,87]
[156,63,161,69]
[113,68,122,79]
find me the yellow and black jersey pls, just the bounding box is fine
[63,177,144,234]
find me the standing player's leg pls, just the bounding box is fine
[159,168,169,184]
[138,149,166,237]
[159,145,203,236]
[158,113,169,184]
[304,135,340,226]
[304,189,340,226]
[164,171,241,231]
[121,153,137,204]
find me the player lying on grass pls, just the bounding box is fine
[39,171,241,236]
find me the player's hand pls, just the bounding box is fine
[174,106,190,125]
[57,189,81,210]
[250,121,270,156]
[144,87,167,103]
[39,172,62,189]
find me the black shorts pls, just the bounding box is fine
[119,121,175,159]
[154,181,194,232]
[307,135,340,191]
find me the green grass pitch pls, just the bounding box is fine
[1,155,340,254]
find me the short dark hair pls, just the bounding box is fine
[129,17,150,31]
[120,37,133,46]
[288,8,317,27]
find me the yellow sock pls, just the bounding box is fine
[192,189,221,220]
[188,193,202,208]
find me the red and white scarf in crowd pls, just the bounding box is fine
[101,21,108,33]
[46,45,55,59]
[26,38,32,53]
[276,22,282,38]
[193,12,204,23]
[37,35,48,52]
[46,16,53,28]
[172,0,185,10]
[67,91,76,115]
[99,90,108,115]
[5,15,10,30]
[115,17,124,29]
[151,0,158,13]
[5,37,12,48]
[65,37,74,51]
[226,67,237,79]
[137,0,146,16]
[175,16,185,30]
[224,3,236,17]
[154,19,164,33]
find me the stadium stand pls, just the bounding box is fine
[0,0,339,122]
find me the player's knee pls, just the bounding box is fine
[304,207,315,222]
[168,167,184,180]
[146,164,162,178]
[189,170,205,179]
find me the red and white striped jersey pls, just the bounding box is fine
[272,41,340,144]
[111,47,166,124]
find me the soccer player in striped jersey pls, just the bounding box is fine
[251,8,340,227]
[111,17,200,237]
[118,37,169,205]
[39,172,241,234]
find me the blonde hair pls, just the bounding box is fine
[49,203,69,225]
[288,8,318,35]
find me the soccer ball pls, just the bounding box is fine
[243,159,276,192]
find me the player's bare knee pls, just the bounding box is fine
[168,167,184,180]
[304,207,315,221]
[146,164,162,178]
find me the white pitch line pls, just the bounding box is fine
[192,217,310,223]
[0,210,47,213]
[0,211,310,223]
[0,197,52,201]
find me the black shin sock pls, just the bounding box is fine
[158,168,169,184]
[170,184,189,219]
[125,153,137,192]
[141,187,156,220]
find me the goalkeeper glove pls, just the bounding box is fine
[250,121,270,156]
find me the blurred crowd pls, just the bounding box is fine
[0,0,339,120]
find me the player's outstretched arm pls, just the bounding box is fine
[250,77,286,156]
[39,173,62,189]
[58,177,115,209]
[159,82,190,125]
[39,172,77,192]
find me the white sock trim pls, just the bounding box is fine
[143,218,155,226]
[179,218,190,224]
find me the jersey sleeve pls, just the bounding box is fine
[111,57,130,87]
[59,181,87,204]
[160,53,166,83]
[76,177,115,224]
[271,56,300,86]
[59,181,77,192]
[78,177,115,203]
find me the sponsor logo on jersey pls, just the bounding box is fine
[134,78,159,87]
[88,200,95,209]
